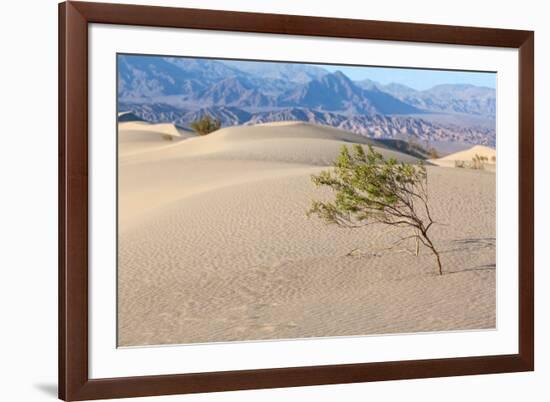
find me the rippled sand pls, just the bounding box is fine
[117,122,496,346]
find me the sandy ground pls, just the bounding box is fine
[117,122,496,347]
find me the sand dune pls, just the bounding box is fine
[121,121,419,166]
[118,121,195,156]
[117,122,496,347]
[430,145,496,168]
[209,121,379,143]
[119,121,185,140]
[118,122,419,229]
[438,145,496,162]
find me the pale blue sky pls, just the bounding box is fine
[322,65,496,91]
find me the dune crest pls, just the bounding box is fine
[118,111,144,122]
[118,121,197,156]
[438,145,496,162]
[119,121,183,139]
[252,120,310,127]
[429,144,496,168]
[119,122,419,166]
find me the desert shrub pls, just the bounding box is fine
[403,139,439,160]
[308,145,443,275]
[406,138,426,156]
[190,115,221,135]
[428,148,440,159]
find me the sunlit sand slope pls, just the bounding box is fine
[430,145,496,169]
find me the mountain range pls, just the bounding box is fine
[118,55,496,147]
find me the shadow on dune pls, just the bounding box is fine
[445,263,496,275]
[442,237,496,254]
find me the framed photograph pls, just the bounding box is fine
[59,1,534,400]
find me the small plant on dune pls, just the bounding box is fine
[307,144,443,275]
[471,154,488,170]
[491,155,496,163]
[190,115,221,135]
[428,147,440,159]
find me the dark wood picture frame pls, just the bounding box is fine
[59,1,534,400]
